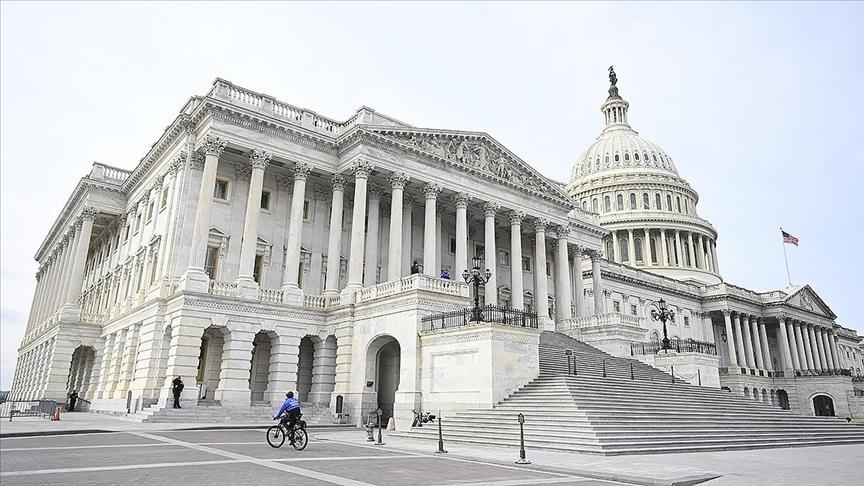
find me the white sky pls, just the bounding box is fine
[1,1,862,389]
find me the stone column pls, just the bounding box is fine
[401,196,415,275]
[324,175,346,295]
[95,333,115,399]
[107,328,127,399]
[277,162,311,298]
[483,202,499,305]
[453,193,471,280]
[804,323,818,369]
[687,232,696,268]
[627,229,636,265]
[827,331,840,369]
[674,230,684,267]
[733,313,747,368]
[642,229,651,265]
[422,183,441,277]
[571,245,585,318]
[797,322,813,370]
[659,229,669,266]
[44,252,63,320]
[308,337,337,405]
[819,329,835,370]
[181,135,227,291]
[117,324,141,395]
[25,270,45,334]
[711,240,720,274]
[777,317,794,371]
[236,150,271,295]
[749,316,764,370]
[554,226,572,321]
[533,219,549,319]
[159,155,186,279]
[792,321,807,370]
[509,211,525,309]
[758,319,773,371]
[52,236,74,316]
[611,230,619,263]
[387,173,408,282]
[363,185,382,287]
[811,325,826,370]
[590,250,603,315]
[720,311,735,368]
[214,328,256,405]
[62,208,97,316]
[345,161,373,293]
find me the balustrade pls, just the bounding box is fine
[258,288,283,304]
[208,280,238,298]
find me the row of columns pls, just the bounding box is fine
[7,339,53,401]
[776,317,841,372]
[721,311,773,371]
[607,228,718,273]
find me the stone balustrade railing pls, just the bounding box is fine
[79,312,104,325]
[356,274,469,304]
[209,79,355,137]
[258,288,283,304]
[209,280,238,298]
[303,295,326,309]
[89,162,132,184]
[573,312,644,329]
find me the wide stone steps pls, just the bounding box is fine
[129,402,336,424]
[403,331,864,454]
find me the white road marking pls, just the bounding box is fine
[134,432,377,486]
[427,478,588,486]
[0,460,240,477]
[1,443,168,452]
[272,454,414,462]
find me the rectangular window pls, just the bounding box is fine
[214,179,229,200]
[260,190,271,210]
[253,254,264,284]
[160,187,169,209]
[124,224,130,242]
[522,256,531,272]
[546,261,552,276]
[302,200,310,220]
[204,246,219,280]
[630,304,637,316]
[498,250,509,267]
[149,253,159,284]
[684,316,690,327]
[613,301,621,312]
[147,202,155,221]
[449,238,457,254]
[135,214,142,234]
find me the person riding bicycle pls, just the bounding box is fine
[273,391,302,444]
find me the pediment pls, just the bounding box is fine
[366,128,576,208]
[784,285,836,319]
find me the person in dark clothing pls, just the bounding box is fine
[274,391,302,444]
[67,390,78,412]
[172,376,184,409]
[411,261,420,274]
[440,269,450,280]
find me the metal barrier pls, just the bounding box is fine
[0,400,58,421]
[422,305,538,331]
[631,339,717,356]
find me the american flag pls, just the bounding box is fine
[782,230,799,246]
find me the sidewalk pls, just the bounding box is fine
[312,429,864,486]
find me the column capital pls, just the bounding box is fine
[403,194,416,207]
[585,249,602,261]
[330,174,346,192]
[453,192,472,208]
[249,149,272,170]
[553,224,571,240]
[80,207,98,222]
[190,152,205,171]
[290,161,311,180]
[422,182,441,199]
[721,308,731,316]
[202,135,228,157]
[350,159,374,179]
[483,202,499,217]
[168,151,187,175]
[509,210,525,225]
[235,162,252,182]
[152,175,164,192]
[568,244,583,259]
[369,184,384,201]
[388,171,409,190]
[533,218,549,233]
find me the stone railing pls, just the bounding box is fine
[356,274,469,304]
[573,312,643,329]
[89,162,132,184]
[258,288,283,304]
[208,79,352,137]
[303,295,327,309]
[79,312,104,325]
[208,280,238,298]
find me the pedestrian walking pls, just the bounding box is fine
[172,376,184,409]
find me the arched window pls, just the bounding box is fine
[743,387,750,398]
[676,196,682,213]
[624,152,630,162]
[595,157,600,167]
[634,152,640,161]
[655,193,662,209]
[604,196,611,213]
[616,194,624,211]
[634,237,643,262]
[582,200,587,211]
[650,331,660,342]
[642,193,650,209]
[685,198,690,214]
[604,155,609,164]
[666,194,673,212]
[614,154,620,162]
[605,240,614,259]
[649,237,658,263]
[629,193,637,210]
[619,238,629,262]
[652,154,658,162]
[592,198,599,213]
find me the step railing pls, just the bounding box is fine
[552,348,679,383]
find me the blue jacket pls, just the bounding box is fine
[274,397,301,419]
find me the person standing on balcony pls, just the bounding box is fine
[440,269,450,280]
[411,261,420,274]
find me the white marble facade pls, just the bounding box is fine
[10,73,864,425]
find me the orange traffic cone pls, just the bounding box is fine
[52,406,61,421]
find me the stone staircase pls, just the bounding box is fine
[407,331,864,454]
[128,400,337,425]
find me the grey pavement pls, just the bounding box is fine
[0,428,624,486]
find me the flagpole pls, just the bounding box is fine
[780,227,792,286]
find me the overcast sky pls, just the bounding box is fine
[2,2,862,389]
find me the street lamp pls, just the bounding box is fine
[649,298,676,353]
[463,255,491,322]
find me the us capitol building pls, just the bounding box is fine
[9,70,864,438]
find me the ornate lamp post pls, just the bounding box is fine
[462,255,491,322]
[649,298,676,353]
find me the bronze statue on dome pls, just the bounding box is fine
[607,65,621,100]
[609,66,617,87]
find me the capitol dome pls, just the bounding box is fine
[567,68,722,285]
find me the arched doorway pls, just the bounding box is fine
[249,331,273,403]
[364,335,401,423]
[777,389,790,410]
[197,327,226,401]
[296,336,316,402]
[813,395,835,416]
[66,345,97,402]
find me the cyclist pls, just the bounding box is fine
[273,391,302,444]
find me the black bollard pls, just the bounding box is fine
[671,365,675,384]
[515,413,530,464]
[435,411,447,454]
[697,369,701,386]
[375,408,385,446]
[602,359,607,378]
[630,362,635,381]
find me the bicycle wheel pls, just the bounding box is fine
[266,425,285,448]
[291,427,308,451]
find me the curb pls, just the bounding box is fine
[0,423,353,439]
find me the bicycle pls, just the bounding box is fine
[266,414,308,450]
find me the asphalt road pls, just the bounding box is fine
[0,428,626,486]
